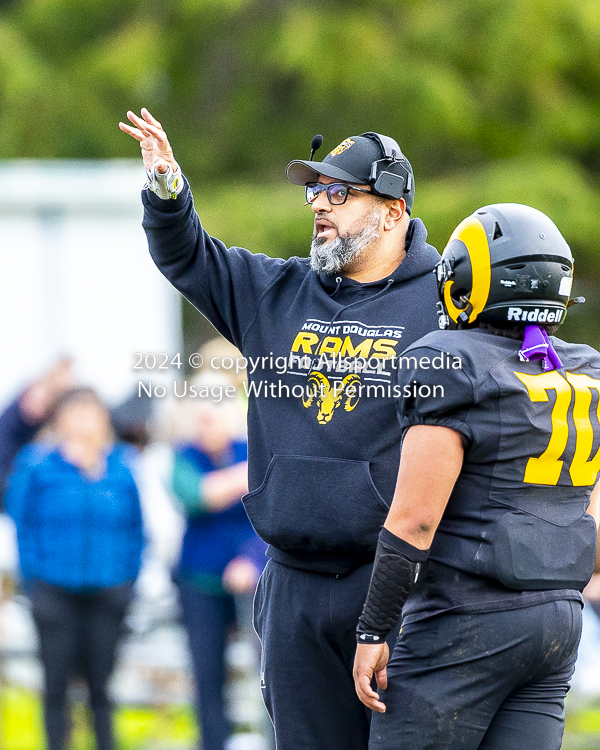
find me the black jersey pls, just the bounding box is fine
[394,327,600,623]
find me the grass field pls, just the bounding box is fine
[3,685,600,749]
[564,700,600,750]
[0,686,198,750]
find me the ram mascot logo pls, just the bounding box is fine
[302,372,361,424]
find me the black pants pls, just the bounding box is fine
[253,559,396,750]
[370,598,582,750]
[177,579,237,750]
[30,581,133,750]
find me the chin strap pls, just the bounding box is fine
[518,325,563,371]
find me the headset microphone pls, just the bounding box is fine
[310,134,323,160]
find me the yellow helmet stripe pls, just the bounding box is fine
[443,215,492,324]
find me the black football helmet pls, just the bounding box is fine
[436,203,574,330]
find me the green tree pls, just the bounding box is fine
[1,0,598,343]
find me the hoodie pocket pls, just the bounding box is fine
[242,454,389,553]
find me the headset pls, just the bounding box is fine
[360,132,413,201]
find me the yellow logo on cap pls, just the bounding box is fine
[329,139,355,157]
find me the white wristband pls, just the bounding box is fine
[144,163,183,200]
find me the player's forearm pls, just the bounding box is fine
[356,528,429,642]
[356,426,464,642]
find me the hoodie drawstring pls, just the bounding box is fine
[329,277,343,299]
[331,278,395,323]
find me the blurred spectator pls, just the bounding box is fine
[199,337,247,392]
[110,387,153,450]
[5,387,144,750]
[170,374,265,750]
[0,358,74,508]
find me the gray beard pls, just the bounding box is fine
[309,207,381,274]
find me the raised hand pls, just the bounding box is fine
[119,108,178,175]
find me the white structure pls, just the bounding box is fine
[0,163,189,698]
[0,160,181,407]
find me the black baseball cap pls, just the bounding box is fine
[286,133,415,214]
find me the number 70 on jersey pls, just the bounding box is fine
[516,370,600,487]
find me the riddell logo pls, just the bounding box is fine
[507,307,564,323]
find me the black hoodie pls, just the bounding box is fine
[143,179,441,573]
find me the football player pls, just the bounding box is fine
[353,203,600,749]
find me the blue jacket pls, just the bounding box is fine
[0,396,41,508]
[143,180,440,573]
[173,440,265,592]
[6,444,144,591]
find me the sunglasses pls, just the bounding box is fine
[305,182,372,206]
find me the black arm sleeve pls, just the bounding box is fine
[356,527,429,643]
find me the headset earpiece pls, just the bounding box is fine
[372,167,406,201]
[359,131,412,201]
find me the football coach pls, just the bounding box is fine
[120,108,440,750]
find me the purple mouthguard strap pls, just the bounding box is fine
[518,325,563,371]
